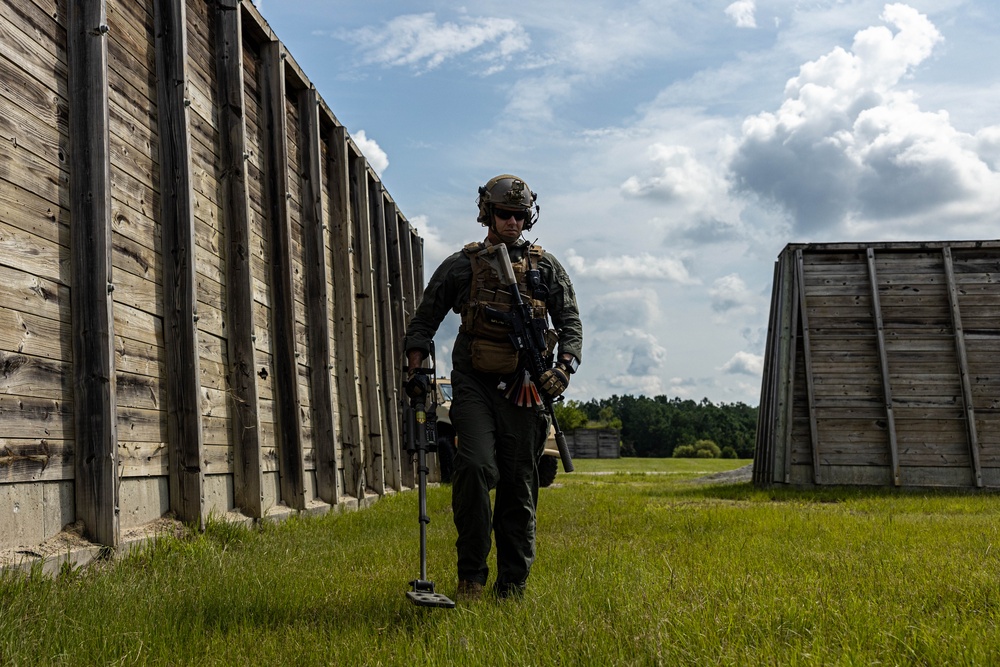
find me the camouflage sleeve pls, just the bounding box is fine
[541,252,583,365]
[402,250,471,359]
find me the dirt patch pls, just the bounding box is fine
[0,516,188,571]
[690,463,753,485]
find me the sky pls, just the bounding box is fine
[252,0,1000,406]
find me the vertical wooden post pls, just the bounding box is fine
[214,0,263,517]
[153,0,205,525]
[781,257,799,484]
[867,248,901,486]
[67,0,119,547]
[773,250,794,484]
[371,187,401,491]
[753,260,782,488]
[942,247,983,487]
[397,218,417,490]
[328,127,365,500]
[351,159,386,495]
[260,41,305,510]
[385,202,411,489]
[411,229,425,303]
[794,250,821,484]
[298,87,339,504]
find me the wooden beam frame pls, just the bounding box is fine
[67,0,119,547]
[794,250,822,484]
[260,40,305,510]
[754,260,782,488]
[215,0,264,517]
[351,157,386,495]
[942,246,983,487]
[298,86,339,504]
[371,185,401,492]
[385,202,411,489]
[772,250,795,484]
[153,0,205,525]
[866,248,901,486]
[396,217,418,489]
[328,126,365,500]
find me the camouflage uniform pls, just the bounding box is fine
[403,238,583,595]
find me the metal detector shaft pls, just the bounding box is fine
[415,404,430,582]
[403,367,455,609]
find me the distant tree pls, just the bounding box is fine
[674,439,721,458]
[672,445,696,458]
[721,446,737,459]
[577,394,757,458]
[553,400,588,431]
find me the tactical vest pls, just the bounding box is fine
[460,242,548,375]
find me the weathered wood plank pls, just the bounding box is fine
[392,210,415,489]
[0,219,71,288]
[942,246,982,486]
[384,199,410,489]
[866,248,900,486]
[0,438,73,484]
[259,40,305,510]
[213,0,263,518]
[371,179,401,491]
[328,125,365,500]
[153,0,205,525]
[352,156,386,495]
[68,0,120,547]
[297,86,338,503]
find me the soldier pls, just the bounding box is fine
[403,174,583,601]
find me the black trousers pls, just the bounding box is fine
[448,369,549,588]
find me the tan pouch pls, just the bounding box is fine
[471,338,519,374]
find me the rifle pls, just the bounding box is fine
[479,243,575,473]
[402,354,455,609]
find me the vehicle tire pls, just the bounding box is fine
[538,455,558,488]
[437,436,456,483]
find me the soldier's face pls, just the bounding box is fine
[491,208,526,244]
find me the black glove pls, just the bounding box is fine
[405,369,430,400]
[538,363,570,399]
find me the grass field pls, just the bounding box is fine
[4,457,1000,665]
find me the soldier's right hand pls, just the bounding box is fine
[405,369,429,399]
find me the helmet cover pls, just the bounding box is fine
[477,174,539,229]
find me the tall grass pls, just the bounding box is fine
[4,458,1000,665]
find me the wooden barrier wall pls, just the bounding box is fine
[0,0,424,551]
[564,429,620,459]
[754,241,1000,489]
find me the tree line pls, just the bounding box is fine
[555,395,758,459]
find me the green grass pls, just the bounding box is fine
[570,456,748,476]
[4,458,1000,665]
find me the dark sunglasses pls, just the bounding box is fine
[493,208,529,222]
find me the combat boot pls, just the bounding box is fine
[456,580,484,602]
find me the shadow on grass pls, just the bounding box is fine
[660,479,1000,505]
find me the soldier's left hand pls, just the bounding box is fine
[539,363,570,399]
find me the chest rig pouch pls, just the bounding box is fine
[461,242,549,375]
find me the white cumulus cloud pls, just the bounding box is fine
[565,250,698,284]
[725,1,757,29]
[730,3,1000,238]
[621,144,723,203]
[709,274,756,315]
[343,13,529,73]
[720,351,763,376]
[353,130,389,176]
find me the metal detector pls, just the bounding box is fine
[403,359,455,609]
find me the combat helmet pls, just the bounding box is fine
[477,174,539,231]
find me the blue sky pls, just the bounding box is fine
[253,0,1000,405]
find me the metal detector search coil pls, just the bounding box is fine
[402,349,455,609]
